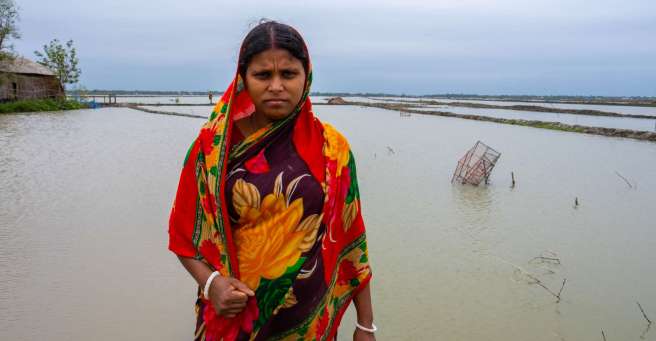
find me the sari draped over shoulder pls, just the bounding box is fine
[168,58,372,341]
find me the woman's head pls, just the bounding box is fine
[238,20,310,121]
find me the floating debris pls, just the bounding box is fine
[452,141,501,186]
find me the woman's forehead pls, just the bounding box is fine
[248,48,303,69]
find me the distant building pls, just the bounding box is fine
[0,57,64,101]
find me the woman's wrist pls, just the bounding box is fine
[203,271,221,299]
[355,321,377,333]
[356,316,374,327]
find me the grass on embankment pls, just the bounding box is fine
[0,98,88,114]
[341,101,656,142]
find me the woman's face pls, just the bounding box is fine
[244,48,306,122]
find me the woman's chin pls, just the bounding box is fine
[262,109,294,121]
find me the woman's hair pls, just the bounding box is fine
[238,20,309,78]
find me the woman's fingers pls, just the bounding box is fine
[226,300,247,309]
[210,277,254,317]
[216,289,248,314]
[220,306,245,316]
[226,307,245,314]
[228,278,255,296]
[226,289,248,303]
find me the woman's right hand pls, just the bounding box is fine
[208,276,255,318]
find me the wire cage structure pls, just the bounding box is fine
[452,141,501,186]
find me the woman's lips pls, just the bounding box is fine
[264,99,287,106]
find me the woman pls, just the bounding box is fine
[168,21,375,341]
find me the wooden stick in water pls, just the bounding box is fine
[614,171,633,188]
[556,278,567,303]
[637,301,652,325]
[531,256,561,264]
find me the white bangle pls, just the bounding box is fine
[355,321,377,333]
[203,271,221,299]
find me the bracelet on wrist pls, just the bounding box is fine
[203,271,221,299]
[355,321,377,333]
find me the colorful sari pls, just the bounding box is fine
[168,54,372,340]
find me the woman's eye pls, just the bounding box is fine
[254,72,270,79]
[282,70,297,79]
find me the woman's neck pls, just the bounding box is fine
[236,112,272,138]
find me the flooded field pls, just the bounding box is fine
[413,105,656,132]
[90,95,656,134]
[1,106,655,340]
[376,97,656,117]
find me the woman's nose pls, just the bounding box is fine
[268,76,283,92]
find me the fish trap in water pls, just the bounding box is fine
[452,141,501,186]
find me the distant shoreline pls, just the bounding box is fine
[67,92,656,107]
[104,101,656,143]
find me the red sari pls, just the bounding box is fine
[168,54,372,341]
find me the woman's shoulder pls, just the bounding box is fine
[318,120,353,170]
[319,121,350,150]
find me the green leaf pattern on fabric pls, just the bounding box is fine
[345,151,360,204]
[254,257,306,330]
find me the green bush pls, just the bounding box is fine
[0,98,88,114]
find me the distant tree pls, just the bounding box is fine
[34,39,81,89]
[0,0,20,59]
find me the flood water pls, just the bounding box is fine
[1,106,656,341]
[412,105,656,132]
[376,97,656,117]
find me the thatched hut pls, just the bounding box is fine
[0,57,64,101]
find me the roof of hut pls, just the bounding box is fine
[0,56,56,76]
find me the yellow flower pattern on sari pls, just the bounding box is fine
[323,123,350,177]
[232,172,322,290]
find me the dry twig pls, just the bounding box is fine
[614,171,633,188]
[556,278,567,302]
[637,301,652,325]
[531,256,561,265]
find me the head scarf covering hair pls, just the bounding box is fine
[169,28,372,341]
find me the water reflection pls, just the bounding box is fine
[451,184,495,236]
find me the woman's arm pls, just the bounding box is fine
[353,283,376,340]
[177,255,214,287]
[353,283,374,325]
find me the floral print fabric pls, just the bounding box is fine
[168,49,372,341]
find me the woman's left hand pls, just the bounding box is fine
[353,328,376,341]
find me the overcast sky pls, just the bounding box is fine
[14,0,656,96]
